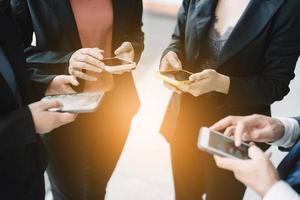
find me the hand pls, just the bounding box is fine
[69,48,105,81]
[180,69,230,97]
[210,114,285,146]
[29,100,77,134]
[45,75,79,96]
[214,145,280,197]
[160,51,183,94]
[115,42,135,62]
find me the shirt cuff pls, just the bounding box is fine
[263,181,300,200]
[270,117,300,148]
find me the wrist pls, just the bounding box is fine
[216,74,230,94]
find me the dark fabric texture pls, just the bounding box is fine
[277,117,300,194]
[160,0,300,199]
[11,0,144,199]
[0,9,46,200]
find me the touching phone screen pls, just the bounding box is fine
[209,131,249,159]
[102,58,132,66]
[160,71,192,81]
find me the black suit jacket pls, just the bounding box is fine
[0,10,46,200]
[11,0,144,120]
[161,0,300,141]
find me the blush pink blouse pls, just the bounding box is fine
[70,0,114,92]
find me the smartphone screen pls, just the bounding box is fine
[208,130,249,159]
[160,70,192,81]
[43,92,104,113]
[102,58,132,67]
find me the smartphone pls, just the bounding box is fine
[198,127,250,160]
[42,92,104,113]
[101,57,136,73]
[155,70,193,87]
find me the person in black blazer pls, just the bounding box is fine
[159,0,300,199]
[0,3,77,199]
[11,0,144,199]
[212,115,300,199]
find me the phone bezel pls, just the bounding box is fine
[198,127,250,160]
[155,70,193,87]
[102,57,136,73]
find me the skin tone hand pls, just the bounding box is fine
[45,75,79,96]
[69,48,105,81]
[113,42,135,75]
[160,51,183,94]
[179,69,230,97]
[214,145,280,198]
[29,100,77,134]
[210,114,285,147]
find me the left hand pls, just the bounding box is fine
[179,69,230,97]
[214,145,280,198]
[113,42,135,75]
[45,75,79,96]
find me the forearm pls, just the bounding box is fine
[263,181,300,200]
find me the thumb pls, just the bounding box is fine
[64,76,79,86]
[39,100,61,111]
[114,42,131,55]
[248,145,264,160]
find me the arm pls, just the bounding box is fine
[161,0,189,61]
[121,0,144,63]
[0,107,37,152]
[224,3,300,107]
[264,181,300,200]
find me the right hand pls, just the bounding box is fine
[160,51,183,94]
[210,114,285,147]
[69,48,105,81]
[29,100,77,134]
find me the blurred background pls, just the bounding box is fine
[45,1,300,199]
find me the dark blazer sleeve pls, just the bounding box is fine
[161,0,188,62]
[0,107,37,152]
[12,0,73,73]
[224,4,300,107]
[121,0,144,63]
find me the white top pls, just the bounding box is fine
[214,0,250,36]
[263,117,300,200]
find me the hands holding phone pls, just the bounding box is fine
[210,114,285,197]
[69,42,135,81]
[160,51,230,96]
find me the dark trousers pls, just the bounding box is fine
[43,110,132,200]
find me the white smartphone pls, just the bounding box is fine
[42,92,104,113]
[198,127,250,160]
[101,57,136,73]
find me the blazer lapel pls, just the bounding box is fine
[189,0,218,65]
[52,0,82,49]
[217,0,286,67]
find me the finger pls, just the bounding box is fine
[75,54,105,69]
[235,122,248,147]
[72,61,103,73]
[214,155,246,171]
[164,82,182,94]
[72,70,97,81]
[210,116,240,131]
[39,100,61,110]
[56,113,77,125]
[80,48,104,60]
[189,69,215,81]
[166,54,182,70]
[224,126,236,136]
[248,145,265,160]
[60,75,79,86]
[114,42,132,55]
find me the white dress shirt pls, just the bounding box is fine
[263,117,300,200]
